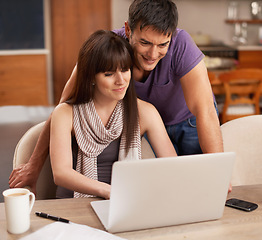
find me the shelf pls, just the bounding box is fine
[225,19,262,24]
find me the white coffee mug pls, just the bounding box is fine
[3,188,35,234]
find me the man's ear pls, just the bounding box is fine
[125,21,131,39]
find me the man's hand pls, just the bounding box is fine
[9,162,38,195]
[8,66,77,196]
[8,117,52,196]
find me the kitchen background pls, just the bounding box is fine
[112,0,262,47]
[1,0,262,107]
[1,0,262,202]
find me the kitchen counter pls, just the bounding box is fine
[235,45,262,51]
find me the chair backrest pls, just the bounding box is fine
[141,137,155,159]
[208,71,218,84]
[221,115,262,186]
[13,121,57,200]
[218,68,262,124]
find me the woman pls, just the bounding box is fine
[50,30,177,200]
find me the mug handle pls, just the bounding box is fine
[28,192,35,213]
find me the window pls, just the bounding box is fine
[0,0,44,50]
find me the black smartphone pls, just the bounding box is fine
[226,198,258,212]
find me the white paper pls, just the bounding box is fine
[20,222,126,240]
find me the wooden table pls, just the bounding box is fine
[1,185,262,240]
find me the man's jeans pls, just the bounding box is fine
[166,116,202,155]
[145,102,219,156]
[166,102,219,156]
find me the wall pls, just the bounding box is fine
[112,0,130,29]
[112,0,261,46]
[51,0,111,104]
[176,0,259,46]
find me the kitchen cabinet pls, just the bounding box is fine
[0,53,49,105]
[225,19,262,68]
[209,50,262,95]
[237,50,262,68]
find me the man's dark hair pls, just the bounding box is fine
[128,0,178,36]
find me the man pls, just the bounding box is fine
[9,0,223,193]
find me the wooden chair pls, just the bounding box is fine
[218,68,262,124]
[208,71,225,117]
[208,71,217,84]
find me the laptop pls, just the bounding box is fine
[91,152,235,233]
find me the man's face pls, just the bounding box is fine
[125,23,171,72]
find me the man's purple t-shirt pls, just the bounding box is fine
[114,27,204,125]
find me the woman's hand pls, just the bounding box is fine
[99,182,111,200]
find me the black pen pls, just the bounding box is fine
[35,211,70,223]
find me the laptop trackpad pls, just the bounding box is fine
[91,200,110,229]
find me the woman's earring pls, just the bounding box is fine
[92,83,95,86]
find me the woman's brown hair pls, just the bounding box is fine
[67,30,138,154]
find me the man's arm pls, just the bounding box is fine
[9,65,78,193]
[180,60,223,154]
[9,117,51,194]
[181,61,231,192]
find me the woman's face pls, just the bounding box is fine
[93,68,131,104]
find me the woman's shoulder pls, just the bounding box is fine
[51,103,73,131]
[137,98,155,111]
[137,99,163,136]
[137,99,159,119]
[52,103,72,118]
